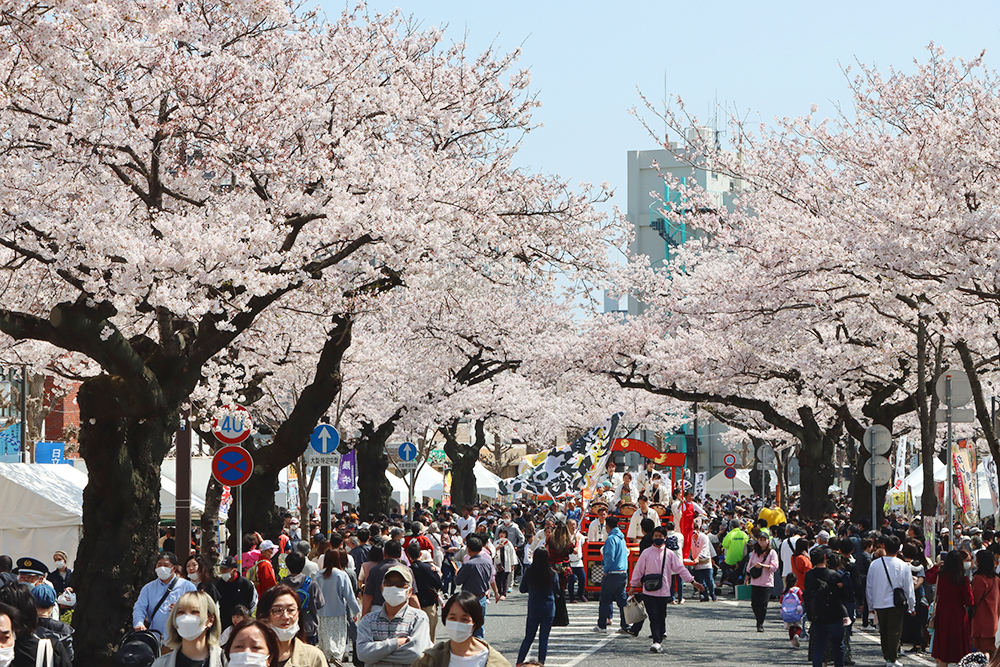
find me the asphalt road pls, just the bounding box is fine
[476,582,940,667]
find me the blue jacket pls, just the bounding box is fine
[131,575,198,640]
[519,570,558,615]
[602,528,628,572]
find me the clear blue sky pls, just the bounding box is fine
[318,0,1000,214]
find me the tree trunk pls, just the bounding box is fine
[917,317,941,518]
[796,410,840,520]
[442,418,485,509]
[356,416,398,518]
[201,476,223,563]
[73,375,178,667]
[236,315,353,537]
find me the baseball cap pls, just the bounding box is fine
[219,556,239,569]
[259,540,277,552]
[383,564,414,587]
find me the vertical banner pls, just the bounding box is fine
[923,516,935,559]
[693,472,706,499]
[442,470,452,507]
[953,449,977,521]
[337,450,356,490]
[984,456,1000,525]
[894,435,907,490]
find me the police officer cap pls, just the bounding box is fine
[15,557,48,577]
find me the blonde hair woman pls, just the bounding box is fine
[153,590,224,667]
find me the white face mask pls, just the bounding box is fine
[382,586,409,607]
[156,566,174,581]
[0,646,12,667]
[220,571,234,582]
[271,622,299,642]
[175,613,206,640]
[444,620,475,643]
[188,572,201,582]
[53,560,66,570]
[228,651,269,667]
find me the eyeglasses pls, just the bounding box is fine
[269,606,298,618]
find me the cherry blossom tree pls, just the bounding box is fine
[0,2,619,661]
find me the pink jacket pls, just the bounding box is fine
[629,545,694,598]
[747,549,779,588]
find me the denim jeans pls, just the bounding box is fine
[598,572,628,630]
[810,621,844,667]
[671,574,684,601]
[693,568,715,601]
[474,595,488,639]
[517,607,555,664]
[568,566,587,600]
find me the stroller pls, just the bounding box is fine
[113,630,160,667]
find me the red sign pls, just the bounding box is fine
[212,404,252,445]
[212,446,254,487]
[612,438,686,467]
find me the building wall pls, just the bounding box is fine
[42,378,80,443]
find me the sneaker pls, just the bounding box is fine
[616,628,632,635]
[756,625,764,633]
[791,636,800,648]
[591,625,607,634]
[650,643,662,653]
[626,629,639,637]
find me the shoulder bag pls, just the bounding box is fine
[144,576,177,627]
[881,557,907,609]
[35,637,53,667]
[642,548,668,592]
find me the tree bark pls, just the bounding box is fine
[441,418,486,509]
[72,375,178,666]
[235,315,353,538]
[797,409,841,520]
[917,317,942,518]
[201,476,223,563]
[356,415,399,517]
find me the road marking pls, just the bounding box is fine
[855,629,934,665]
[519,603,619,666]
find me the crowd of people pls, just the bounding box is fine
[5,457,1000,667]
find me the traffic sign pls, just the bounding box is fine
[310,424,340,454]
[212,405,252,445]
[305,449,341,467]
[862,425,892,456]
[758,445,776,469]
[936,408,976,423]
[863,455,892,486]
[723,454,736,467]
[724,466,737,479]
[398,460,418,471]
[397,442,417,462]
[936,371,973,407]
[212,446,254,487]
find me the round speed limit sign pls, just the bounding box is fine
[723,454,736,467]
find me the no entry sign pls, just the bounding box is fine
[212,446,254,487]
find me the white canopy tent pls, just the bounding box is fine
[423,462,501,500]
[704,468,754,496]
[903,458,997,517]
[329,470,407,507]
[0,463,86,565]
[158,476,207,522]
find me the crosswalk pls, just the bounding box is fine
[518,600,620,667]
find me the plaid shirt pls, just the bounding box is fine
[356,605,431,667]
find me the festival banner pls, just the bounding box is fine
[953,449,976,518]
[338,450,356,490]
[497,412,623,497]
[894,435,907,490]
[985,456,1000,525]
[693,472,706,500]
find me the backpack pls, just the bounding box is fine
[664,535,679,552]
[294,576,312,610]
[780,590,804,623]
[247,562,260,588]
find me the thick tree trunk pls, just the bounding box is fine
[201,476,223,563]
[917,317,941,518]
[356,416,398,518]
[797,411,840,520]
[73,376,178,667]
[442,418,485,509]
[234,463,284,541]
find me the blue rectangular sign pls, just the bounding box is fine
[35,441,68,464]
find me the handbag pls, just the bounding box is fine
[641,548,668,592]
[881,557,907,609]
[623,595,647,625]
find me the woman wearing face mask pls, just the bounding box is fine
[928,550,974,667]
[0,584,72,667]
[412,591,510,667]
[255,585,327,667]
[514,549,557,667]
[0,603,15,667]
[223,620,279,667]
[48,554,71,596]
[184,556,221,605]
[316,548,359,663]
[153,591,224,667]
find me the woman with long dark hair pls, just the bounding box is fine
[972,549,1000,658]
[516,548,558,667]
[547,523,572,593]
[316,548,359,663]
[746,529,779,632]
[929,550,974,666]
[184,554,221,604]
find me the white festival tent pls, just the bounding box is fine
[73,458,206,521]
[903,458,996,516]
[422,462,501,500]
[0,463,86,565]
[704,468,754,496]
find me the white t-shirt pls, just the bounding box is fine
[450,648,489,667]
[457,515,477,538]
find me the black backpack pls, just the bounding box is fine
[113,630,160,667]
[808,577,835,623]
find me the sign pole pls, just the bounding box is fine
[176,407,192,561]
[321,464,330,538]
[947,375,954,552]
[235,485,242,562]
[870,431,876,534]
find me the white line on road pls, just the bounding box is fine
[854,629,934,666]
[558,634,619,667]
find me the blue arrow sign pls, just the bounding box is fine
[310,425,340,454]
[397,442,417,461]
